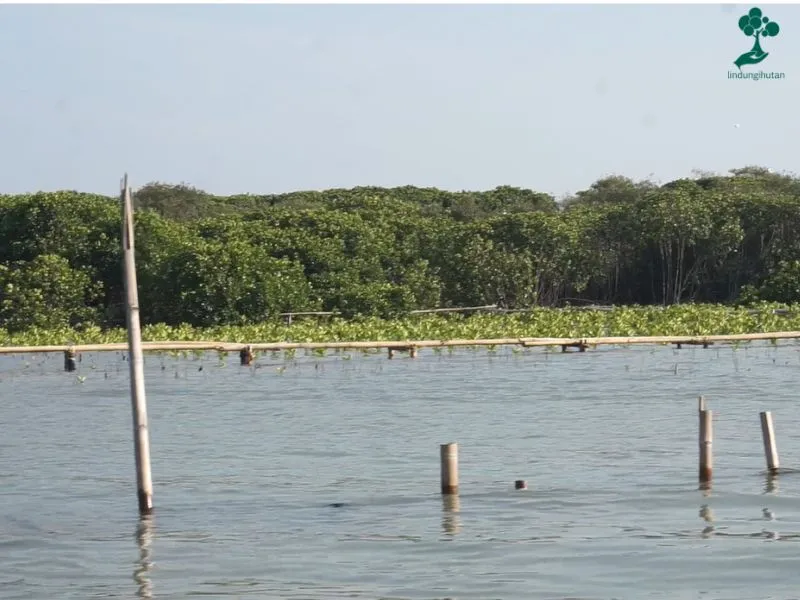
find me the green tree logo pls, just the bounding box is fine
[734,7,780,70]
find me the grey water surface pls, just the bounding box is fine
[2,343,800,599]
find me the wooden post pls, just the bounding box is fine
[699,407,713,484]
[387,348,395,359]
[122,174,154,516]
[409,347,418,358]
[64,348,77,372]
[760,411,780,474]
[440,442,459,495]
[698,395,706,411]
[240,345,254,366]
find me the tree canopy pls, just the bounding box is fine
[1,166,799,331]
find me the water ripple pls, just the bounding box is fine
[3,344,800,598]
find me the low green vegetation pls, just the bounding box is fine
[0,304,797,347]
[2,165,800,341]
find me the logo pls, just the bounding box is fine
[728,7,785,80]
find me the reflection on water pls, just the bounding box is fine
[764,473,779,494]
[699,503,715,538]
[442,494,461,536]
[134,516,154,599]
[699,504,714,523]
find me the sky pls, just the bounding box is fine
[0,3,798,200]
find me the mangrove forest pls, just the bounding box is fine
[2,165,800,337]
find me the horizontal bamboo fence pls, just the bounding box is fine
[278,305,500,323]
[2,331,800,355]
[281,305,792,317]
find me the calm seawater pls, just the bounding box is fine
[3,343,800,599]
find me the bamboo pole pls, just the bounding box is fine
[122,174,154,516]
[239,345,254,366]
[699,408,713,484]
[760,411,780,474]
[278,311,336,317]
[440,443,459,495]
[410,304,498,314]
[3,331,800,355]
[64,348,77,372]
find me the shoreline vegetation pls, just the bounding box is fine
[2,305,800,348]
[3,165,800,345]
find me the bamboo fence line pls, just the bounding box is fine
[280,305,792,316]
[3,330,800,355]
[278,305,500,323]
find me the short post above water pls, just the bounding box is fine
[698,397,713,484]
[440,442,459,495]
[240,345,254,366]
[64,348,77,372]
[122,174,154,516]
[760,411,780,474]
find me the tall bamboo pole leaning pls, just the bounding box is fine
[122,174,154,516]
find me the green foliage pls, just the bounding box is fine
[0,255,101,332]
[561,175,655,209]
[743,261,800,304]
[2,167,800,335]
[0,304,795,347]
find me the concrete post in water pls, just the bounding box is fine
[760,411,780,474]
[699,406,713,484]
[121,174,154,516]
[440,442,459,495]
[64,348,77,372]
[240,345,254,366]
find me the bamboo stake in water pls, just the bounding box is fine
[440,443,459,495]
[64,348,77,372]
[122,174,154,516]
[240,345,254,366]
[699,408,713,483]
[760,411,780,474]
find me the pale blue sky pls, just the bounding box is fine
[0,4,798,199]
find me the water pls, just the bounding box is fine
[3,343,800,599]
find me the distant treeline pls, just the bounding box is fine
[1,165,800,332]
